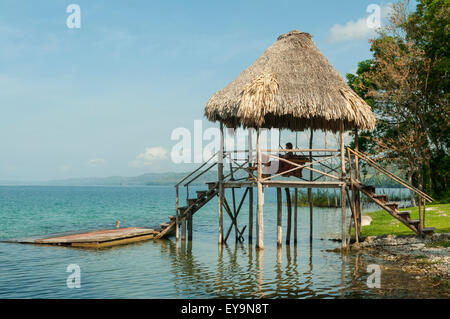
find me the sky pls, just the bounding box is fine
[0,0,399,181]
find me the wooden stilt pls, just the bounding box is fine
[187,211,193,241]
[294,188,298,245]
[340,120,347,249]
[341,185,347,249]
[285,188,292,245]
[354,129,361,237]
[181,217,186,241]
[256,129,264,250]
[309,127,314,241]
[248,129,253,244]
[277,188,282,247]
[176,187,179,242]
[218,123,224,245]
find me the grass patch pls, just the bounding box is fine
[362,203,450,237]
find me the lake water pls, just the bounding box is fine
[0,185,444,298]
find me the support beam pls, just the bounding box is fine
[277,188,282,247]
[176,187,179,242]
[309,127,314,241]
[285,188,292,245]
[249,187,253,244]
[248,129,253,244]
[341,184,347,249]
[187,211,193,241]
[181,217,186,241]
[256,129,264,250]
[294,188,298,245]
[354,128,362,237]
[218,123,224,245]
[340,120,347,249]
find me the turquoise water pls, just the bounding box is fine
[0,186,442,298]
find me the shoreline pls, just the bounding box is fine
[348,233,449,288]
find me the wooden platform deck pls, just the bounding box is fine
[17,227,158,248]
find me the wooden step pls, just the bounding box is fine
[196,190,208,199]
[206,182,218,190]
[385,202,399,211]
[398,211,411,220]
[168,215,176,220]
[422,227,435,235]
[160,223,170,229]
[361,185,376,194]
[409,219,420,227]
[373,194,387,202]
[178,206,188,213]
[187,198,198,206]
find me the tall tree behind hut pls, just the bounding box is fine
[347,0,449,202]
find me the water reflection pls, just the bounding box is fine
[157,239,370,299]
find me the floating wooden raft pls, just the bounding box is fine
[33,227,158,248]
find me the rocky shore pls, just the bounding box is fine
[351,233,449,282]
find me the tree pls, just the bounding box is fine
[347,0,449,202]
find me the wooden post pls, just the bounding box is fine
[218,123,224,245]
[181,216,186,241]
[277,188,282,247]
[187,211,193,241]
[176,186,179,242]
[256,128,264,250]
[248,129,253,244]
[294,133,298,245]
[418,196,422,235]
[285,188,292,245]
[354,129,361,236]
[340,120,347,249]
[294,188,298,245]
[423,198,426,230]
[309,127,314,241]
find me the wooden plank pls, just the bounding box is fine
[71,234,155,248]
[35,227,155,244]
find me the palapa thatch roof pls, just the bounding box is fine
[204,30,376,132]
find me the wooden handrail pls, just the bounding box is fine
[263,153,340,181]
[175,151,219,187]
[347,148,433,202]
[184,162,217,187]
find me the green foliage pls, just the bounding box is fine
[346,0,449,201]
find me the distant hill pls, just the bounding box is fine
[0,171,221,187]
[0,164,408,188]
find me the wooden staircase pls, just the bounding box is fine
[154,182,219,239]
[354,181,435,235]
[347,148,435,237]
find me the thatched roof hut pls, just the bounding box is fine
[204,30,376,133]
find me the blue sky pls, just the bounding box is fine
[0,0,397,181]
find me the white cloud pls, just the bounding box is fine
[327,4,393,43]
[130,146,168,167]
[88,158,105,166]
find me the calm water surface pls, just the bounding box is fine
[0,186,444,298]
